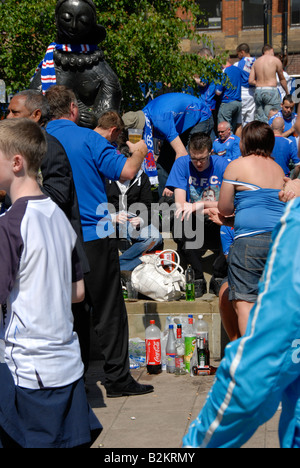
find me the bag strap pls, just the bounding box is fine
[154,250,183,276]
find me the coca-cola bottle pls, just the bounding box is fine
[145,320,162,374]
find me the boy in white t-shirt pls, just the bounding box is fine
[0,119,101,448]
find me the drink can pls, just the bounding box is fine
[184,335,196,372]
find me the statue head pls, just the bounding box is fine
[55,0,106,45]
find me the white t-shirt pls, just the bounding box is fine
[0,196,84,389]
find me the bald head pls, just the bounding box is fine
[271,117,285,134]
[218,121,231,141]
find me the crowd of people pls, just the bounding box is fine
[0,40,299,448]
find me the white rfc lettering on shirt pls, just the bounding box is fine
[189,175,219,187]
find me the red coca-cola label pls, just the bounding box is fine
[146,339,161,365]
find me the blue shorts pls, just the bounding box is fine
[0,363,102,448]
[228,232,272,303]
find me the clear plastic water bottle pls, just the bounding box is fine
[184,314,196,372]
[145,320,162,374]
[195,314,210,366]
[175,324,185,375]
[166,324,176,373]
[185,265,195,301]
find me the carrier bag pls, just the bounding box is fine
[131,250,185,302]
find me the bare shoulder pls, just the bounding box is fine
[274,56,284,69]
[223,158,242,179]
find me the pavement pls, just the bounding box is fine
[86,359,281,450]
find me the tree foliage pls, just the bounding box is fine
[0,1,56,92]
[0,0,225,109]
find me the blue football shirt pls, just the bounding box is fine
[47,120,127,242]
[143,92,211,143]
[166,154,229,203]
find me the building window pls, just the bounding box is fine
[243,0,264,28]
[196,0,222,30]
[291,0,300,25]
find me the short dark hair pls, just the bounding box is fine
[45,85,78,120]
[241,121,275,157]
[262,44,273,54]
[282,94,294,105]
[0,118,47,176]
[17,90,50,126]
[236,43,250,54]
[188,132,212,154]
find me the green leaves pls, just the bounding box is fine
[0,0,56,92]
[0,0,225,108]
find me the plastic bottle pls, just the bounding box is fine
[166,324,176,373]
[184,314,196,372]
[175,324,185,375]
[145,320,162,374]
[122,284,128,300]
[195,314,210,366]
[185,265,195,301]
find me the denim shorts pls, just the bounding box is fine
[227,232,272,303]
[218,100,242,132]
[254,87,281,123]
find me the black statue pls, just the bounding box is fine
[30,0,122,128]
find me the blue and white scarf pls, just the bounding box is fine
[142,109,158,185]
[33,42,98,94]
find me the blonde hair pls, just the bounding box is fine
[0,119,47,176]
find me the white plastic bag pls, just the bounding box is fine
[131,250,185,302]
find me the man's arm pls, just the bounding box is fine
[276,61,289,95]
[292,165,300,180]
[282,126,296,138]
[41,134,73,214]
[170,136,189,159]
[72,279,85,303]
[119,140,148,182]
[279,177,300,201]
[248,64,256,87]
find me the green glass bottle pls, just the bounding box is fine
[185,265,195,301]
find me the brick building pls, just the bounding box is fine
[181,0,300,75]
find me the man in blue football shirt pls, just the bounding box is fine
[122,92,214,197]
[45,85,154,398]
[216,59,242,134]
[166,132,229,297]
[212,121,241,161]
[271,117,300,177]
[234,43,256,137]
[269,94,298,149]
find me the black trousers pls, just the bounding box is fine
[173,215,228,280]
[83,237,131,387]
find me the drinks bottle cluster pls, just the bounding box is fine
[145,315,210,375]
